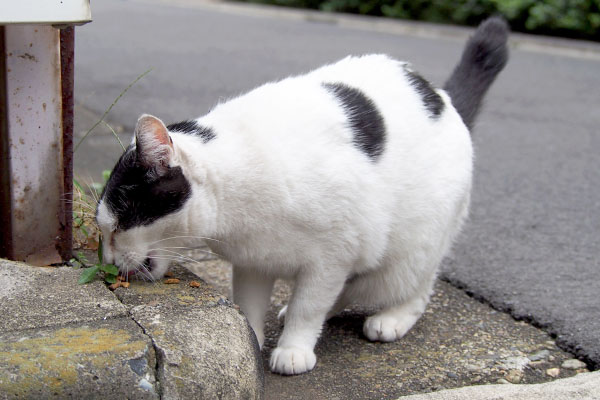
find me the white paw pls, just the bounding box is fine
[270,346,316,375]
[277,305,287,321]
[363,314,414,342]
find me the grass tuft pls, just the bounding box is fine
[72,68,152,284]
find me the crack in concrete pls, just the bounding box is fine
[128,313,163,399]
[107,286,163,399]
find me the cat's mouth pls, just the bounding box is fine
[124,257,153,276]
[142,257,154,273]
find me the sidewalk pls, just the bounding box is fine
[1,254,598,399]
[0,259,263,399]
[186,256,598,399]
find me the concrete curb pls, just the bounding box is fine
[116,265,264,399]
[400,371,600,399]
[0,259,264,399]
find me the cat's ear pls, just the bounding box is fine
[134,114,173,175]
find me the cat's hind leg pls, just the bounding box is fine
[362,289,430,342]
[342,255,437,343]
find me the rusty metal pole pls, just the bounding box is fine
[0,1,90,266]
[0,26,14,260]
[59,27,75,260]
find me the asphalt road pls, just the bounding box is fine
[74,0,600,368]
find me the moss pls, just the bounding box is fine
[130,283,176,295]
[177,294,197,305]
[0,326,148,397]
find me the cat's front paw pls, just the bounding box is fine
[269,346,316,375]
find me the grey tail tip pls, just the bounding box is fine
[444,16,510,131]
[472,16,510,67]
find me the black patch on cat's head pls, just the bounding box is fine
[101,145,191,231]
[322,82,386,161]
[167,120,216,143]
[403,66,445,119]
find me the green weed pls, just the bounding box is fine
[72,69,152,284]
[77,237,119,284]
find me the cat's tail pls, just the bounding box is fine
[444,16,509,131]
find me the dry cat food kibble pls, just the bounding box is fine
[164,278,180,284]
[108,279,130,290]
[189,281,201,288]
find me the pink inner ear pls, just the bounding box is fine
[139,116,171,147]
[135,115,174,170]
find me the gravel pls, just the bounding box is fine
[562,359,587,370]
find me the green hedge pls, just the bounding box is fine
[241,0,600,41]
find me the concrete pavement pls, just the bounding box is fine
[0,258,263,399]
[185,256,594,399]
[403,371,600,400]
[0,250,595,399]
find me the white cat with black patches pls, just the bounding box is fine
[96,17,509,375]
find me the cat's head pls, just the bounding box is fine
[95,114,192,279]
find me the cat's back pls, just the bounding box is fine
[202,54,466,150]
[198,52,471,203]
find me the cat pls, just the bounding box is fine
[96,16,509,375]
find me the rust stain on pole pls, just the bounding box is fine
[59,26,74,260]
[0,26,15,259]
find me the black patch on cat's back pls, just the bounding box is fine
[322,82,386,161]
[403,66,445,119]
[101,146,191,231]
[167,120,216,143]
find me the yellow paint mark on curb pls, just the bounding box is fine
[0,326,147,396]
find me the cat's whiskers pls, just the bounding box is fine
[82,179,101,205]
[126,256,154,283]
[63,192,93,203]
[158,246,221,258]
[134,259,154,282]
[147,251,203,262]
[145,255,206,271]
[147,235,224,246]
[145,255,192,266]
[149,249,206,265]
[152,247,202,258]
[66,200,97,212]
